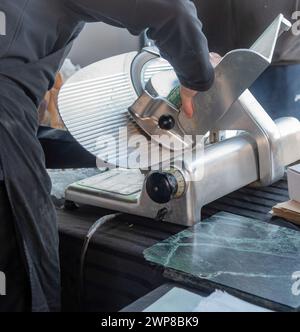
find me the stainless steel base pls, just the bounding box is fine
[65,117,300,226]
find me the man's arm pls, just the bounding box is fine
[66,0,214,92]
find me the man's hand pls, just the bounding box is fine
[209,52,222,68]
[180,85,198,118]
[180,52,222,118]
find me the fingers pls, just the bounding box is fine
[179,53,222,118]
[180,85,197,118]
[181,96,194,118]
[180,53,222,119]
[209,52,222,67]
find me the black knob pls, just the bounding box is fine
[158,115,176,130]
[146,172,178,204]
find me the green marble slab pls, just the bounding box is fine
[144,212,300,311]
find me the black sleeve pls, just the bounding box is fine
[65,0,214,91]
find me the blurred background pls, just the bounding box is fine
[68,23,140,67]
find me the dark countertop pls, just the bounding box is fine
[144,211,300,311]
[52,170,299,312]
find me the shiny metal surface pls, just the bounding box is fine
[129,92,193,150]
[128,14,291,150]
[190,14,291,136]
[60,14,300,226]
[58,52,139,159]
[65,133,260,224]
[58,52,174,168]
[131,47,159,96]
[215,90,284,186]
[65,116,300,225]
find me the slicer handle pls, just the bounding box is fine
[131,47,161,96]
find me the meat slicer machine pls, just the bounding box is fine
[58,15,300,226]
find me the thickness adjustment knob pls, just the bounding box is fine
[146,170,186,204]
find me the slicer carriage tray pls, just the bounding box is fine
[66,168,145,203]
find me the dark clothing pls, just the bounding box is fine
[0,78,60,311]
[0,0,212,311]
[0,182,31,312]
[38,126,96,169]
[0,0,213,108]
[194,0,300,65]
